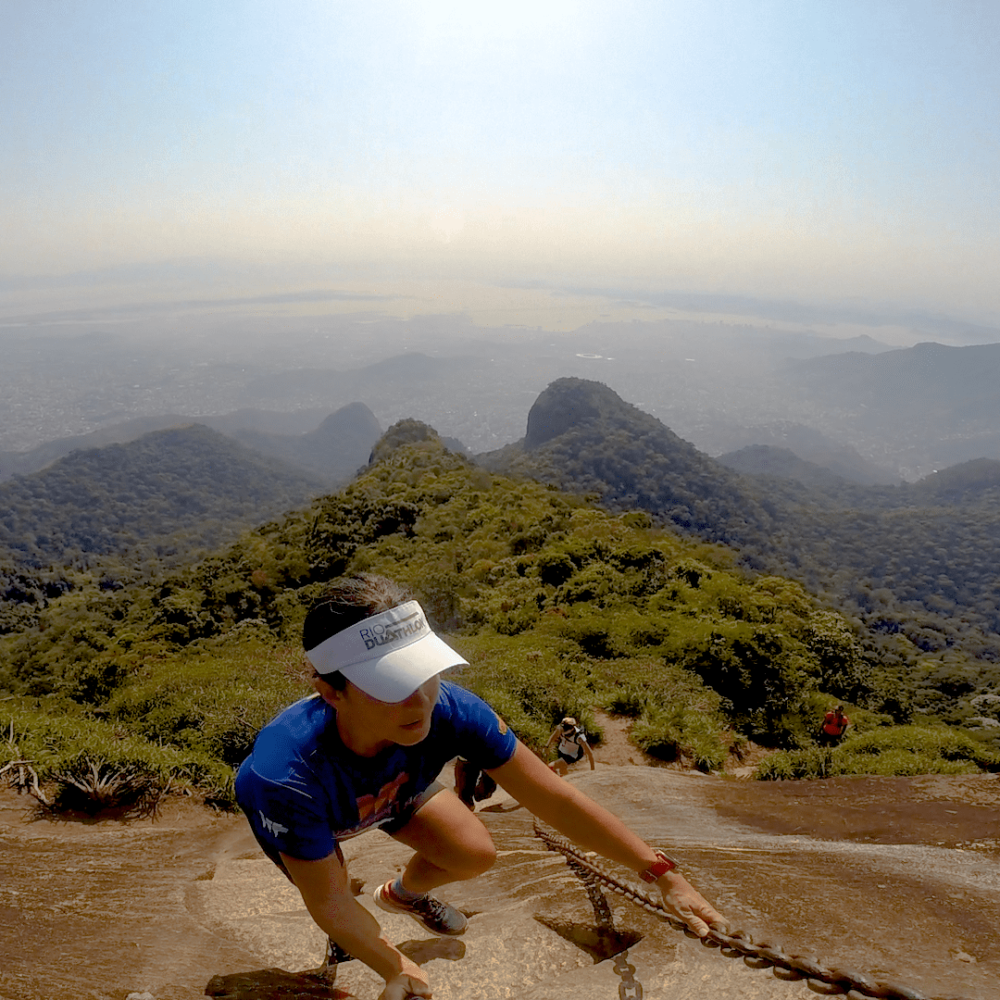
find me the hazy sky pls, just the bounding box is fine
[3,0,999,332]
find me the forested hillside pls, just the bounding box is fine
[481,378,1000,702]
[0,424,321,633]
[483,377,775,546]
[1,421,996,813]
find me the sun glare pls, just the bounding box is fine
[400,0,602,61]
[409,0,584,39]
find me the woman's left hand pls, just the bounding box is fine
[656,871,728,937]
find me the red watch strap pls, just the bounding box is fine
[638,850,676,883]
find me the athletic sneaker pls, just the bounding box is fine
[373,880,468,936]
[318,937,354,982]
[324,938,355,966]
[316,938,354,983]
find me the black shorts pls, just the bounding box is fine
[249,779,447,878]
[558,749,584,765]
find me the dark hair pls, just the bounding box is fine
[304,574,412,690]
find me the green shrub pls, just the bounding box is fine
[450,635,604,750]
[845,725,999,768]
[631,704,728,772]
[69,658,131,705]
[559,563,624,605]
[755,724,999,779]
[754,747,831,780]
[0,702,235,810]
[605,684,649,718]
[0,634,309,813]
[48,760,165,816]
[103,636,307,766]
[466,686,552,750]
[537,552,576,587]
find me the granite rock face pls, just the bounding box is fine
[190,767,1000,1000]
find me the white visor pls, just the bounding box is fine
[305,601,468,703]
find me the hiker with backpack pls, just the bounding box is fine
[545,716,596,775]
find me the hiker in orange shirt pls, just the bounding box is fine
[818,704,851,747]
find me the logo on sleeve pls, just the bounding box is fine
[259,810,289,837]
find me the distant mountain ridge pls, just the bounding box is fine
[786,341,1000,470]
[231,402,383,483]
[0,349,479,484]
[794,342,1000,412]
[716,445,852,488]
[0,424,321,571]
[0,403,383,485]
[712,421,901,486]
[910,457,1000,501]
[6,334,999,487]
[0,408,331,483]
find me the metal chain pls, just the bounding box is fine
[566,855,616,929]
[612,952,643,1000]
[565,849,644,998]
[533,823,977,1000]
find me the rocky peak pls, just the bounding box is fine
[524,378,636,450]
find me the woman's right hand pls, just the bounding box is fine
[377,970,432,1000]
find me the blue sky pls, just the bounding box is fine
[2,0,998,334]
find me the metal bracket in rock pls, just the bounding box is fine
[533,823,976,1000]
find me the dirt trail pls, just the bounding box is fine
[0,723,998,1000]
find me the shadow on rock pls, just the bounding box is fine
[397,936,466,964]
[205,967,355,999]
[204,942,465,999]
[534,915,643,962]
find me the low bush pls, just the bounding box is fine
[450,634,615,751]
[48,760,165,816]
[753,747,831,780]
[631,703,728,772]
[755,724,1000,780]
[605,684,649,718]
[0,702,235,810]
[844,724,999,769]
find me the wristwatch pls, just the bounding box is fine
[638,849,677,883]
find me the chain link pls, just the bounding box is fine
[533,823,977,1000]
[613,952,643,999]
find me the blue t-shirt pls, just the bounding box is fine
[235,681,517,862]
